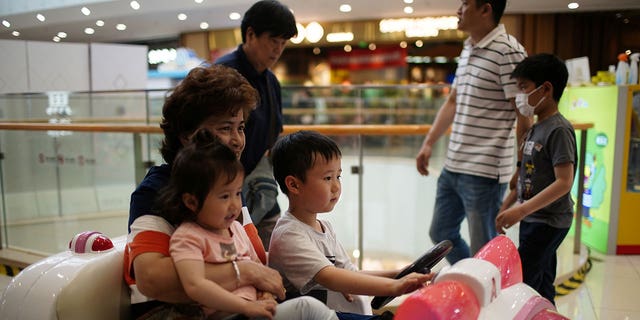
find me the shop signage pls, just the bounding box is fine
[328,47,407,70]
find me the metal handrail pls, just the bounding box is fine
[0,121,594,256]
[0,122,593,135]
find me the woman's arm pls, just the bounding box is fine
[174,260,276,318]
[133,249,286,302]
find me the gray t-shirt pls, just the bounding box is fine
[518,113,576,228]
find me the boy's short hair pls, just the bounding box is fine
[161,129,244,225]
[159,64,258,165]
[241,0,297,43]
[271,130,342,195]
[511,53,569,102]
[477,0,506,25]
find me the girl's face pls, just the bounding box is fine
[196,110,245,159]
[296,155,342,214]
[192,173,244,234]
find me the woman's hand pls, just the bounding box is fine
[242,299,277,319]
[238,261,286,300]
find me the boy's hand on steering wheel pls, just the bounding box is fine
[394,272,433,295]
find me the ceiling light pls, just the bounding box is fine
[368,43,376,50]
[130,1,140,10]
[195,0,204,3]
[290,23,306,44]
[339,4,352,13]
[313,47,321,55]
[178,13,187,21]
[116,24,127,31]
[36,14,46,22]
[567,2,579,9]
[404,6,414,14]
[415,40,423,47]
[400,41,407,48]
[404,0,414,3]
[344,44,352,52]
[81,7,91,16]
[96,20,104,27]
[2,20,10,28]
[57,32,67,38]
[229,12,241,20]
[305,22,324,43]
[53,36,60,42]
[85,27,95,34]
[200,22,209,29]
[12,31,19,37]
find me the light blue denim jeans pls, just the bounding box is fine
[429,168,507,265]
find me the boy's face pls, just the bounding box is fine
[190,173,244,234]
[515,78,548,116]
[195,111,245,159]
[296,154,342,214]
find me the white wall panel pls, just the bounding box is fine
[27,41,90,92]
[0,39,29,94]
[90,43,148,91]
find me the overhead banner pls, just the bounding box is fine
[329,47,407,70]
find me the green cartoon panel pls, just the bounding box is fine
[558,86,619,253]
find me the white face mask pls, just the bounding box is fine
[515,85,545,117]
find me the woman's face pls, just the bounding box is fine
[194,110,246,159]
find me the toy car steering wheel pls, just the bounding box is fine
[370,240,453,310]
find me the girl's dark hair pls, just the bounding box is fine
[159,129,244,225]
[159,64,258,165]
[271,130,341,195]
[241,0,297,43]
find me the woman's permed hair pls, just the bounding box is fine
[159,64,258,165]
[159,129,244,226]
[271,130,341,195]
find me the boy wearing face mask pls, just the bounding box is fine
[495,53,576,305]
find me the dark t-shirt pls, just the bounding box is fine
[127,164,170,231]
[215,45,283,175]
[518,113,577,228]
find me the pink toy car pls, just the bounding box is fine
[393,235,568,320]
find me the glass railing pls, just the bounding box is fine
[0,84,449,266]
[0,84,590,269]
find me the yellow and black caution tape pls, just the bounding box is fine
[0,264,23,277]
[555,249,593,296]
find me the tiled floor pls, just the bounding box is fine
[555,250,640,320]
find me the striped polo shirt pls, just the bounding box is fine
[448,24,527,183]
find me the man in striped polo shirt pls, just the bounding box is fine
[415,0,529,265]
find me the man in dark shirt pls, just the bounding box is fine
[216,0,297,247]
